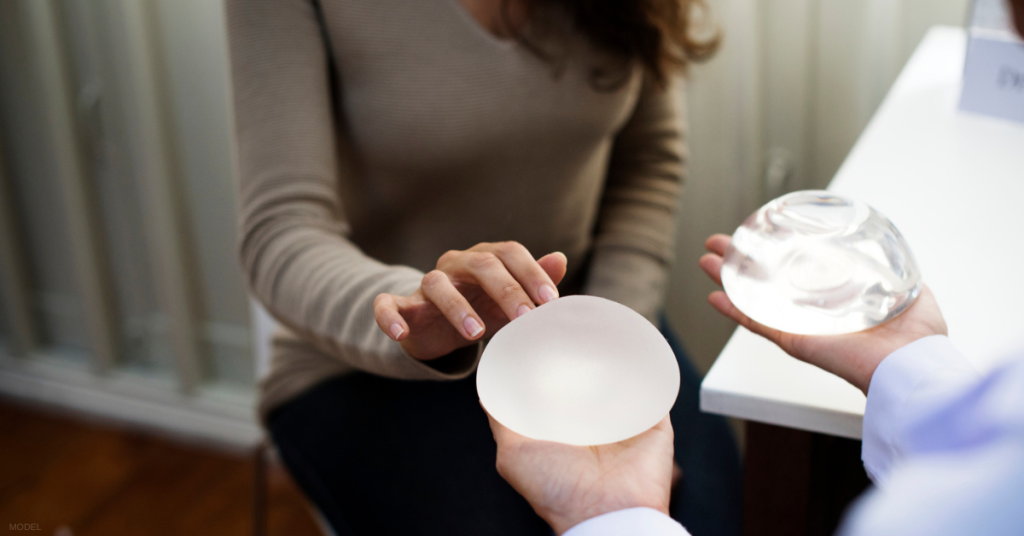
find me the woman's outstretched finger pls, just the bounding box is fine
[373,293,409,341]
[699,253,724,287]
[705,234,731,256]
[458,252,536,321]
[490,242,560,306]
[536,252,568,287]
[420,270,487,340]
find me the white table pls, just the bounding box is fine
[700,26,1024,440]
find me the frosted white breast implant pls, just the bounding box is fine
[477,295,680,446]
[721,190,922,335]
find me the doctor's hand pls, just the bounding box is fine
[374,242,567,361]
[486,411,674,535]
[699,234,948,394]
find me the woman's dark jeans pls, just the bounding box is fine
[268,318,742,536]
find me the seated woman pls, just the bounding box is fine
[226,0,740,534]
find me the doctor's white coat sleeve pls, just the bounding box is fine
[842,336,1024,536]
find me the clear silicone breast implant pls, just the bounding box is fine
[477,295,680,446]
[721,191,922,335]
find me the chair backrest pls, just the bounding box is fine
[249,298,279,382]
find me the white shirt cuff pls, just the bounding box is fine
[563,508,691,536]
[861,335,978,485]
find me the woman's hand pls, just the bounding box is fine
[374,242,568,361]
[486,411,674,535]
[698,234,948,393]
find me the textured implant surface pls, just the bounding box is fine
[476,296,680,446]
[721,191,921,335]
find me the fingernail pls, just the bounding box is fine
[539,284,558,303]
[389,323,404,340]
[464,317,483,338]
[517,304,531,318]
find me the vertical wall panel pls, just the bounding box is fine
[24,0,121,370]
[0,135,36,355]
[151,0,252,384]
[810,0,872,186]
[761,0,815,193]
[0,0,260,447]
[667,0,765,375]
[57,0,175,375]
[0,0,90,354]
[114,0,205,392]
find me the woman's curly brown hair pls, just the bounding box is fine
[506,0,720,88]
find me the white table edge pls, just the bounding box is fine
[700,386,864,440]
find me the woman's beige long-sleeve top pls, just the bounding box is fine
[226,0,688,420]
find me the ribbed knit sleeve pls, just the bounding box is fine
[227,0,478,381]
[585,74,686,321]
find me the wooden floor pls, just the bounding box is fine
[0,399,322,536]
